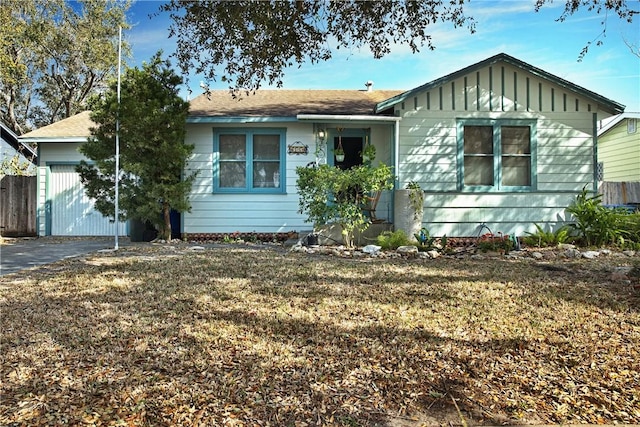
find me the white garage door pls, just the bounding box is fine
[50,165,126,236]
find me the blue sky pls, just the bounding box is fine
[125,0,640,111]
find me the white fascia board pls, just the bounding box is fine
[19,137,88,143]
[296,114,401,123]
[597,112,640,136]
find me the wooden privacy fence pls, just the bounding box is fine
[598,181,640,207]
[0,175,37,237]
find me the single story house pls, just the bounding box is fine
[597,112,640,182]
[21,53,625,239]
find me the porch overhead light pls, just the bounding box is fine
[317,129,326,141]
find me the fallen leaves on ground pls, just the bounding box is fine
[1,245,639,426]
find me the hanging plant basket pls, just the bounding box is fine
[335,132,345,163]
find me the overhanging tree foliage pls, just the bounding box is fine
[162,0,475,92]
[0,0,130,134]
[77,52,196,241]
[161,0,637,93]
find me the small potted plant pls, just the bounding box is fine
[334,147,345,162]
[361,143,376,163]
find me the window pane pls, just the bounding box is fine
[464,126,493,154]
[502,157,531,186]
[253,134,280,160]
[219,162,246,188]
[502,126,530,154]
[253,161,281,188]
[464,156,493,185]
[220,134,246,160]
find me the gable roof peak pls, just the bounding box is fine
[375,52,624,115]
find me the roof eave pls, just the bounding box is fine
[187,116,299,123]
[296,114,401,123]
[19,136,88,143]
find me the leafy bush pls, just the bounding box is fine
[376,230,412,250]
[476,232,514,254]
[296,163,394,248]
[566,187,639,248]
[522,223,572,248]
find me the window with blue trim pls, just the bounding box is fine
[214,129,286,193]
[458,120,536,191]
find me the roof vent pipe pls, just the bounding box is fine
[365,81,373,92]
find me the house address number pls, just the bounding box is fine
[287,141,309,155]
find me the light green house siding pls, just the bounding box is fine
[182,122,395,235]
[598,117,640,182]
[390,60,617,237]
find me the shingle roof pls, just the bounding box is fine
[19,111,94,140]
[189,89,403,117]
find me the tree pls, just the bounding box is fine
[161,0,475,93]
[77,52,196,241]
[0,0,130,134]
[534,0,639,61]
[161,0,637,93]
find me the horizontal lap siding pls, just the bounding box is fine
[184,123,313,234]
[184,123,395,234]
[399,113,457,191]
[422,193,575,237]
[598,122,640,181]
[393,59,607,237]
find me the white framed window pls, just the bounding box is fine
[213,128,286,193]
[457,119,536,191]
[628,118,637,134]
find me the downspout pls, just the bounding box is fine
[36,143,41,236]
[392,117,400,224]
[394,118,400,188]
[592,112,598,194]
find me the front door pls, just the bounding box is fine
[333,136,363,170]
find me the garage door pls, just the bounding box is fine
[50,165,126,236]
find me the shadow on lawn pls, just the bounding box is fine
[1,247,638,425]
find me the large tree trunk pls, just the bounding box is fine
[162,203,172,242]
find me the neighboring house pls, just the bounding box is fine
[597,112,640,182]
[18,111,127,236]
[1,122,37,175]
[21,53,625,238]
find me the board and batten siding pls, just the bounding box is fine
[598,119,640,182]
[37,142,127,236]
[183,122,396,234]
[393,61,612,237]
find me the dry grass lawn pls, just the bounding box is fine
[1,244,639,426]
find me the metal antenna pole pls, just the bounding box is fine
[115,26,122,250]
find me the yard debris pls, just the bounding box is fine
[1,245,638,425]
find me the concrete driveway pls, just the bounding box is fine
[0,237,122,276]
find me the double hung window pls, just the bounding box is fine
[214,129,285,193]
[458,120,536,191]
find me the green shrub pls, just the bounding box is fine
[476,232,514,254]
[566,187,639,248]
[522,223,572,248]
[296,163,394,249]
[376,230,412,250]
